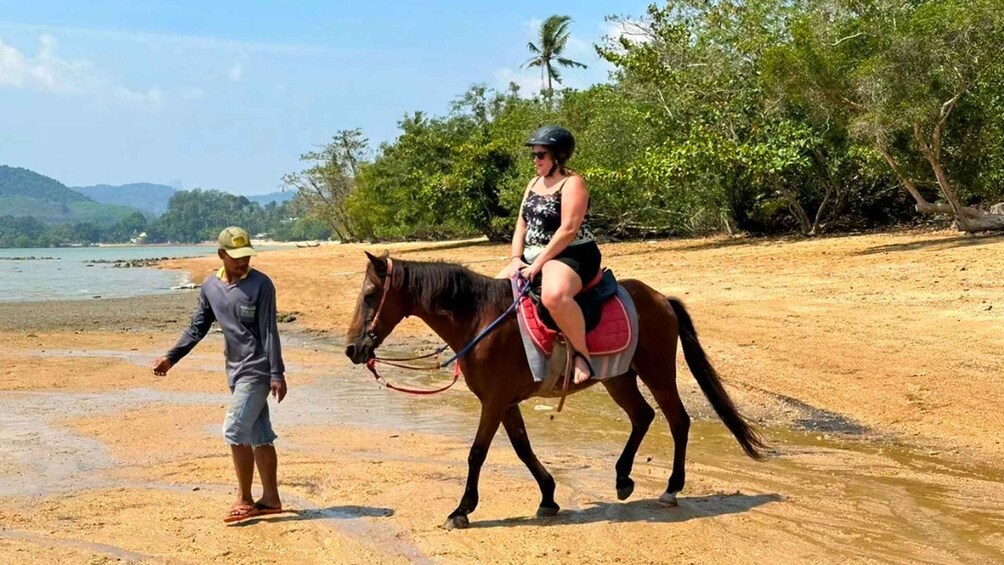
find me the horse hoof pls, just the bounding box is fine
[536,504,560,518]
[442,515,469,530]
[658,491,679,507]
[616,478,635,501]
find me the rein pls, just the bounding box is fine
[364,259,531,395]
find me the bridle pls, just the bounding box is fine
[365,257,396,343]
[359,257,530,395]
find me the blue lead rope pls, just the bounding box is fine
[371,276,531,370]
[437,277,531,368]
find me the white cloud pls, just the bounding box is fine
[0,40,28,87]
[0,34,93,93]
[494,66,542,96]
[0,34,164,105]
[227,63,243,82]
[116,85,163,105]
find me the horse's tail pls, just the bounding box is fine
[667,297,767,460]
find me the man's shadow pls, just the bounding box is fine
[470,492,782,529]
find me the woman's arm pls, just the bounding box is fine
[506,184,530,266]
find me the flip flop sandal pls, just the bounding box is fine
[223,504,260,523]
[253,502,284,516]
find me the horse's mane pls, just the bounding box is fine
[394,259,511,318]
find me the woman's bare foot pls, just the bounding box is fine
[573,355,593,384]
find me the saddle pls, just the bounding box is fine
[518,269,633,357]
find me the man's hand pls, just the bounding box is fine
[271,380,287,403]
[152,357,173,376]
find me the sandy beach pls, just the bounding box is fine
[1,229,1003,563]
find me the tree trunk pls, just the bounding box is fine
[913,122,964,215]
[873,139,950,214]
[949,207,1004,231]
[772,178,813,235]
[875,135,1004,232]
[912,121,1004,232]
[809,149,837,235]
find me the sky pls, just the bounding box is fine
[0,1,649,195]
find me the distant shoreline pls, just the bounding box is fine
[0,291,198,332]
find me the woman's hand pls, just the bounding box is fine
[519,261,542,282]
[500,257,527,279]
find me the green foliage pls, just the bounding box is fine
[14,3,1004,245]
[283,129,368,241]
[150,189,267,243]
[0,166,141,225]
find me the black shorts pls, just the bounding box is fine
[524,241,601,286]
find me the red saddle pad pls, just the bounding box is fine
[517,292,633,357]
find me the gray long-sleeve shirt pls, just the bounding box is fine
[166,268,285,386]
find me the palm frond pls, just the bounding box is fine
[553,33,570,53]
[541,15,572,50]
[549,65,564,85]
[525,14,585,92]
[556,57,588,69]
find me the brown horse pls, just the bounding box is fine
[345,252,765,530]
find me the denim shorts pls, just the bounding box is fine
[223,379,278,446]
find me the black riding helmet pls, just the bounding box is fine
[525,125,576,167]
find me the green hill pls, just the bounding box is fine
[0,165,139,224]
[72,182,176,217]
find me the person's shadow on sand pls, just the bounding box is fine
[230,505,394,526]
[469,492,782,529]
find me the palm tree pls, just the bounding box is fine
[522,15,588,94]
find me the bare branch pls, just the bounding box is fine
[830,32,867,46]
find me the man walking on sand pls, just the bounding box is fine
[152,226,288,524]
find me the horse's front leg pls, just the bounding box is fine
[443,401,506,530]
[502,404,559,517]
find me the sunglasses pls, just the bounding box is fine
[530,151,550,160]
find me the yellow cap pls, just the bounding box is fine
[218,226,257,258]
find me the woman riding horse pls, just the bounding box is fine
[499,125,600,385]
[345,251,765,529]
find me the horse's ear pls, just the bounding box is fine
[365,251,387,277]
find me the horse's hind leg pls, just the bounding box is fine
[635,358,690,506]
[502,405,559,517]
[602,371,655,501]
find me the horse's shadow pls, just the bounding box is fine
[231,505,394,526]
[470,492,782,529]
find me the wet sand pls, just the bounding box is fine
[1,230,1003,563]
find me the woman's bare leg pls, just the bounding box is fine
[540,261,592,383]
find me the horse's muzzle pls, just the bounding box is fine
[345,342,375,365]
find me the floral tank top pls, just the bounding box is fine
[520,176,595,259]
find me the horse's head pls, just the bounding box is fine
[345,251,408,364]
